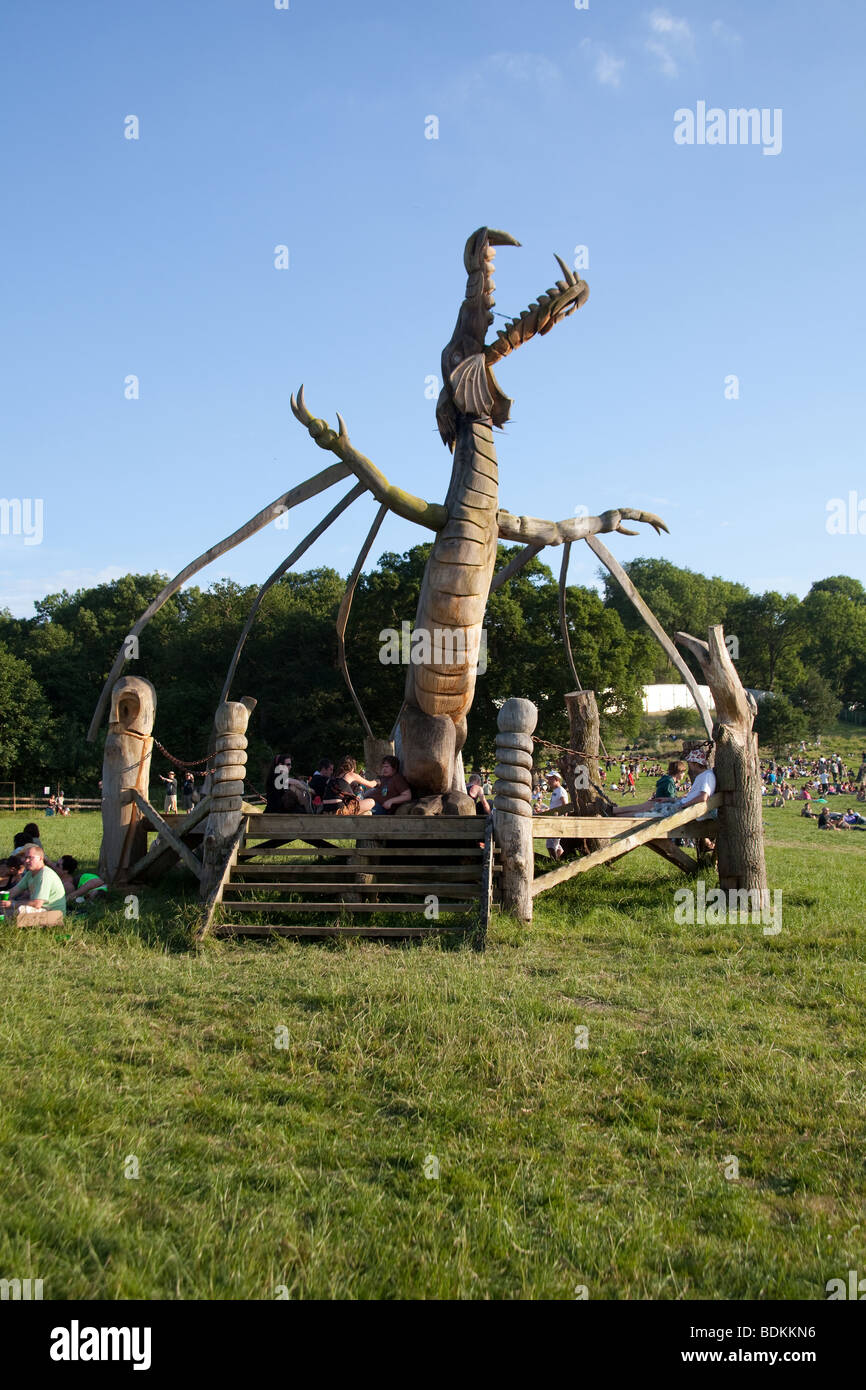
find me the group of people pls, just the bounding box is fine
[532,748,717,861]
[264,753,414,817]
[760,751,866,825]
[158,770,203,814]
[0,823,106,921]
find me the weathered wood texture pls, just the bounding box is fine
[128,795,212,882]
[492,698,538,922]
[246,813,485,839]
[200,698,256,897]
[529,806,719,839]
[560,689,607,855]
[676,626,767,894]
[128,789,204,880]
[99,676,156,885]
[532,795,722,897]
[196,818,248,940]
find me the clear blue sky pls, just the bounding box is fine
[1,0,863,617]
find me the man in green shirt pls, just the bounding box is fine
[7,845,67,916]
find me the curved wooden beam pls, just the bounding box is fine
[87,463,351,741]
[291,386,447,533]
[489,542,543,593]
[335,501,389,741]
[219,482,367,705]
[585,534,714,737]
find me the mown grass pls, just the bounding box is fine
[0,781,864,1301]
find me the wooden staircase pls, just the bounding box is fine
[206,813,497,944]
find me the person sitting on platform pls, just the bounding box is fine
[649,761,686,806]
[308,759,334,809]
[611,748,716,817]
[265,754,312,814]
[356,756,412,816]
[4,845,66,918]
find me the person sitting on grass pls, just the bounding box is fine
[357,756,412,816]
[800,800,817,819]
[4,845,66,918]
[842,808,866,829]
[0,854,26,894]
[54,856,108,901]
[817,806,845,830]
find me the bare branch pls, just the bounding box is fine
[497,506,668,546]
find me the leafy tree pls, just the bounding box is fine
[726,591,804,691]
[754,694,807,754]
[789,672,841,737]
[798,583,866,704]
[0,643,53,781]
[601,558,749,682]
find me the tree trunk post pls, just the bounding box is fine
[560,689,607,855]
[99,676,157,885]
[201,696,257,898]
[493,698,538,922]
[363,736,395,777]
[675,626,767,895]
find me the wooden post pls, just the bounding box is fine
[560,689,607,855]
[363,736,395,776]
[492,698,537,922]
[99,676,156,885]
[201,696,257,898]
[675,626,767,895]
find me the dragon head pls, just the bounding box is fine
[435,226,589,449]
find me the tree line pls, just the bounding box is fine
[0,549,861,790]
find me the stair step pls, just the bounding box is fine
[221,900,476,914]
[225,881,481,897]
[214,922,475,937]
[237,845,493,859]
[232,863,490,878]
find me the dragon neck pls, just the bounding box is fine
[444,415,499,521]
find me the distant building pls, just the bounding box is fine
[641,683,768,713]
[641,684,714,715]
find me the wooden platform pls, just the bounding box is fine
[531,795,721,897]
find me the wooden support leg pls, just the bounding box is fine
[493,698,538,922]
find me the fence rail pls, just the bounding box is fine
[0,798,102,811]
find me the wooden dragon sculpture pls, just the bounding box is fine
[90,228,704,796]
[289,228,666,796]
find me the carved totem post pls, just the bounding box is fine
[493,698,538,921]
[200,696,256,897]
[99,676,157,885]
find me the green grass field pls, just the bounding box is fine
[1,745,864,1300]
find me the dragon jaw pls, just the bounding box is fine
[436,227,590,449]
